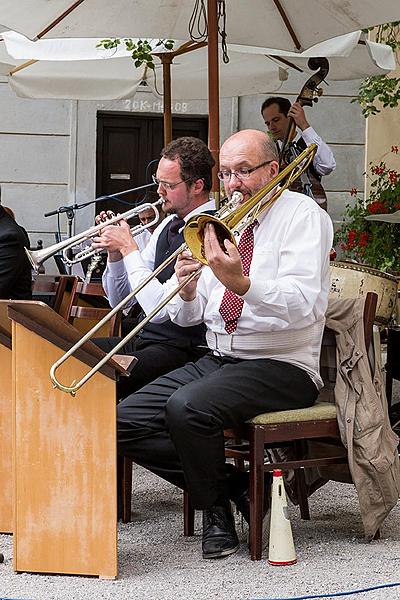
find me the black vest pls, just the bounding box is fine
[278,137,322,182]
[138,221,206,346]
[293,137,322,182]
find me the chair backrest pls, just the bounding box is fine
[67,281,121,337]
[32,275,78,318]
[52,276,79,319]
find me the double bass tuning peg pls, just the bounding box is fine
[312,88,324,103]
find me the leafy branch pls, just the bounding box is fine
[352,21,400,117]
[354,75,400,117]
[97,38,174,93]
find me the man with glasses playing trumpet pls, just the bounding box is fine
[92,136,215,398]
[116,128,334,559]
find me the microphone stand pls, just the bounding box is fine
[43,182,156,274]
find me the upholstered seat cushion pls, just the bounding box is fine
[248,401,337,425]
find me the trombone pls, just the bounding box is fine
[25,199,164,270]
[50,144,317,395]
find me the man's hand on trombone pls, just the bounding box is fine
[92,210,138,261]
[175,224,250,302]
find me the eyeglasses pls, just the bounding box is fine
[217,160,274,181]
[152,174,192,190]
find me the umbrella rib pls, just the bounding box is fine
[272,0,301,51]
[269,55,304,73]
[10,59,38,76]
[36,0,87,39]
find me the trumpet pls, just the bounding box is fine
[50,144,317,395]
[25,199,164,270]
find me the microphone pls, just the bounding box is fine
[43,182,157,217]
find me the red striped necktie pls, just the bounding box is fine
[219,221,257,334]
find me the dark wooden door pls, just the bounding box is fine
[96,112,208,215]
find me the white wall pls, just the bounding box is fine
[0,74,365,274]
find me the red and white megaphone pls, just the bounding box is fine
[268,469,297,566]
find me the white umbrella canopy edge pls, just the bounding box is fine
[236,32,396,81]
[2,29,396,101]
[1,33,283,100]
[1,0,400,52]
[8,57,144,101]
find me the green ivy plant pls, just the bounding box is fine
[97,38,174,76]
[352,22,400,117]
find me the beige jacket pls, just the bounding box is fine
[325,297,400,539]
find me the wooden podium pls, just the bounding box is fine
[0,301,13,533]
[8,301,130,579]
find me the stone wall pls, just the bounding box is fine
[0,72,366,274]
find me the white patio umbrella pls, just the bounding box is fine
[1,0,399,189]
[1,0,399,52]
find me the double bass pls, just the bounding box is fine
[280,57,329,209]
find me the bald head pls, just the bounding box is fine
[219,129,280,204]
[221,129,278,165]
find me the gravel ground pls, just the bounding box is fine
[1,384,399,600]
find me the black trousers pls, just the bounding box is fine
[94,335,207,398]
[117,353,319,509]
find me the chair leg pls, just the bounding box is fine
[294,468,310,520]
[120,456,133,523]
[293,441,311,520]
[233,438,246,471]
[183,490,195,536]
[249,426,266,561]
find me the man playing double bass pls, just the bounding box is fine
[262,96,336,210]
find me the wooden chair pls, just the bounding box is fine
[183,292,378,560]
[67,281,121,337]
[33,275,78,319]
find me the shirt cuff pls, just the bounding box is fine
[106,257,127,277]
[241,277,267,305]
[122,249,144,272]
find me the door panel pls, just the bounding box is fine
[96,113,208,215]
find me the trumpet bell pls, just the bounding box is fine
[25,247,47,270]
[184,214,237,265]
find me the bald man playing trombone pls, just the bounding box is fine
[117,129,334,559]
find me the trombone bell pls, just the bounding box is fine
[184,215,236,265]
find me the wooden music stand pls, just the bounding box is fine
[0,301,13,534]
[8,300,132,579]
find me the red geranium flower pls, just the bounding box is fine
[367,201,387,214]
[371,165,385,176]
[358,231,369,247]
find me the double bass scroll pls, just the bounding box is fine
[280,57,329,208]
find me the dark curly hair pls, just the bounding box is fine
[261,96,291,117]
[161,137,215,192]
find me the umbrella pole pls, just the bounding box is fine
[156,42,206,148]
[207,0,220,205]
[161,54,173,146]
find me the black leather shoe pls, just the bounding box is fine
[232,473,272,549]
[232,472,272,525]
[202,502,239,559]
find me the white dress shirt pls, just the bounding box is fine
[278,126,336,176]
[102,199,215,318]
[166,190,334,387]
